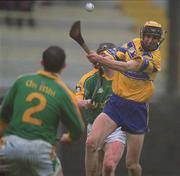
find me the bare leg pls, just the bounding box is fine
[85,149,104,176]
[85,144,99,176]
[85,113,117,176]
[102,141,124,176]
[126,134,144,176]
[97,150,104,176]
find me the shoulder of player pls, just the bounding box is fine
[54,78,74,97]
[79,69,99,84]
[129,38,141,49]
[132,37,141,43]
[115,38,140,53]
[15,73,37,83]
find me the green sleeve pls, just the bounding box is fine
[60,91,84,141]
[0,81,18,123]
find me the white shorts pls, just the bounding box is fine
[0,135,62,176]
[87,124,126,149]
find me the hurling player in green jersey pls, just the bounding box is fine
[61,43,126,176]
[0,46,84,176]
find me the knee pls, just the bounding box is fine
[103,158,116,174]
[86,136,98,152]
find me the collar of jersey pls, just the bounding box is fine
[37,70,60,80]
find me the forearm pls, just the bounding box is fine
[95,55,141,72]
[97,56,128,71]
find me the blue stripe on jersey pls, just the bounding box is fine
[122,70,151,80]
[107,49,116,56]
[142,51,153,58]
[116,47,127,54]
[127,41,134,48]
[127,41,136,58]
[107,49,120,61]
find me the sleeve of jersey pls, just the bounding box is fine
[0,81,18,123]
[103,44,127,61]
[60,89,85,141]
[138,50,161,73]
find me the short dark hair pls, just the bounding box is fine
[42,46,66,73]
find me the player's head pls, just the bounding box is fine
[95,42,116,71]
[96,42,116,54]
[42,46,66,73]
[140,21,164,51]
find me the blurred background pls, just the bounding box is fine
[0,0,179,176]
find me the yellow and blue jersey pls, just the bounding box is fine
[104,38,161,102]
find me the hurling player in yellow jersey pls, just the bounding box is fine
[86,21,165,176]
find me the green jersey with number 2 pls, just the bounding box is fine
[0,70,84,145]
